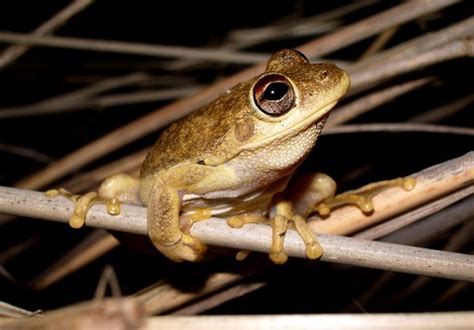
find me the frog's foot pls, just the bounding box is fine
[154,233,207,262]
[315,177,416,216]
[270,201,322,264]
[227,213,268,228]
[180,208,213,232]
[225,214,268,261]
[45,188,120,229]
[45,173,140,229]
[226,210,320,264]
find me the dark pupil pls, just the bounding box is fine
[263,82,288,101]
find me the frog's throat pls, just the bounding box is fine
[240,100,338,152]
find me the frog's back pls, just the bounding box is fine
[141,80,252,177]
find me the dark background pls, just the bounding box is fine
[0,1,472,315]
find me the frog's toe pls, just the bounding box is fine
[157,234,207,262]
[315,177,416,216]
[269,251,288,264]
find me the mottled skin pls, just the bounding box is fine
[74,49,351,262]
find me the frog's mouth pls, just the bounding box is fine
[240,100,338,152]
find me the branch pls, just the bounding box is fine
[1,153,473,282]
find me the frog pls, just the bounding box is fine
[48,49,414,263]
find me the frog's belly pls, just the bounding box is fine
[180,174,290,218]
[181,188,272,218]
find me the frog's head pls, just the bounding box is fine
[234,49,350,153]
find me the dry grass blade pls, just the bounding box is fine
[359,27,398,59]
[0,301,38,318]
[349,38,474,94]
[171,281,266,316]
[410,94,474,123]
[324,123,474,136]
[0,0,92,69]
[134,268,259,315]
[0,298,146,329]
[27,231,118,290]
[351,16,474,71]
[62,149,148,193]
[0,72,151,119]
[386,221,474,304]
[354,186,474,240]
[0,143,52,163]
[0,31,269,64]
[326,78,433,127]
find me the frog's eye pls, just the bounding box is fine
[253,74,295,116]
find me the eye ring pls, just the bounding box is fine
[253,74,295,116]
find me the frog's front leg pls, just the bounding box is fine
[147,181,206,262]
[46,173,141,229]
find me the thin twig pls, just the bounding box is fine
[351,15,474,72]
[0,86,201,119]
[93,87,201,108]
[62,149,148,193]
[325,123,474,136]
[349,38,474,94]
[386,221,474,305]
[354,186,474,240]
[359,27,398,59]
[178,0,371,70]
[27,231,118,290]
[0,301,38,318]
[0,298,145,329]
[381,201,473,247]
[0,72,151,119]
[134,265,260,315]
[326,78,433,127]
[0,31,269,64]
[14,0,457,190]
[171,281,266,316]
[0,0,92,69]
[409,94,474,123]
[298,0,457,59]
[0,143,52,163]
[434,279,472,306]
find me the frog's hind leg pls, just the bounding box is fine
[270,200,322,264]
[288,172,337,218]
[147,183,206,262]
[223,203,322,264]
[315,177,416,216]
[45,173,140,229]
[288,172,415,217]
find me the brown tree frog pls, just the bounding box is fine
[48,49,414,263]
